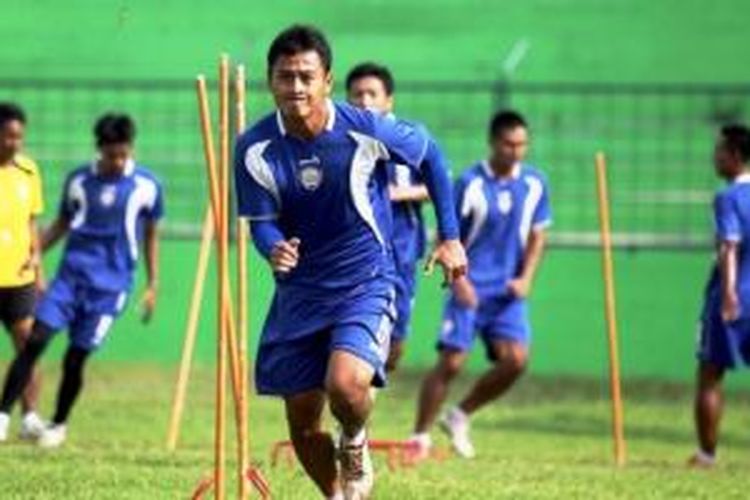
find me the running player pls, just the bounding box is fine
[235,25,466,499]
[411,110,551,459]
[346,62,429,372]
[0,113,163,448]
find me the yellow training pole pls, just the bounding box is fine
[166,208,213,451]
[594,151,626,466]
[217,54,233,500]
[196,72,227,500]
[234,63,250,500]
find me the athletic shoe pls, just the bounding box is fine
[404,433,432,464]
[439,407,475,459]
[38,424,67,448]
[19,412,46,440]
[687,451,716,469]
[0,413,9,442]
[338,431,374,500]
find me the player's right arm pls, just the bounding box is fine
[234,136,299,274]
[42,216,69,251]
[389,183,430,203]
[714,191,741,322]
[41,171,78,251]
[449,174,477,308]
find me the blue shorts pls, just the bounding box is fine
[438,294,530,359]
[392,263,417,342]
[698,304,750,370]
[255,284,395,396]
[35,276,128,352]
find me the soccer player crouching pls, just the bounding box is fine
[411,111,551,459]
[691,124,750,467]
[0,113,163,448]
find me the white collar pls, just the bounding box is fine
[482,160,521,180]
[91,157,135,177]
[276,99,336,136]
[734,172,750,184]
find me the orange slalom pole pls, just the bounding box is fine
[594,151,627,466]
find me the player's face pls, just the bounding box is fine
[347,77,393,114]
[0,119,24,162]
[713,136,743,179]
[98,143,133,175]
[491,126,528,167]
[269,51,332,121]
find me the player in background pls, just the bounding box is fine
[345,62,429,372]
[690,124,750,468]
[0,113,163,448]
[410,110,551,459]
[235,25,466,499]
[0,102,47,441]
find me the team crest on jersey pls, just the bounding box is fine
[498,190,513,214]
[99,185,117,207]
[298,156,323,191]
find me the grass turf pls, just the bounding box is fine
[0,364,747,499]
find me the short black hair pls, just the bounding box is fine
[267,24,332,78]
[345,62,395,96]
[94,113,136,146]
[489,110,527,139]
[0,102,26,128]
[721,124,750,163]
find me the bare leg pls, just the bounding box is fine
[413,350,467,434]
[385,339,404,373]
[458,340,527,416]
[9,318,41,415]
[325,350,374,438]
[694,362,725,457]
[284,390,339,497]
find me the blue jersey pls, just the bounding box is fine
[705,174,750,315]
[456,161,551,297]
[235,100,457,342]
[57,160,164,292]
[389,161,427,270]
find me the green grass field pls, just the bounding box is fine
[0,365,747,499]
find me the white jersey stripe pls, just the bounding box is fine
[348,131,389,248]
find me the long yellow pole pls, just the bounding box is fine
[594,151,626,467]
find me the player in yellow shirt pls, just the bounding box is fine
[0,102,46,440]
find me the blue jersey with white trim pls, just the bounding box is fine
[235,101,446,296]
[456,161,551,297]
[705,173,750,314]
[57,160,164,291]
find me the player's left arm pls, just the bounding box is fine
[508,177,552,299]
[373,116,466,283]
[140,182,164,324]
[714,191,741,322]
[508,228,547,299]
[29,217,45,291]
[140,219,160,323]
[390,184,430,203]
[718,240,740,322]
[19,168,46,290]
